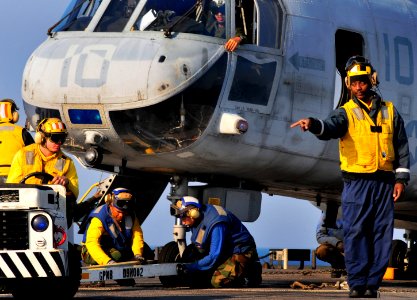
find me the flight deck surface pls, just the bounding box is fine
[46,267,417,299]
[1,267,416,299]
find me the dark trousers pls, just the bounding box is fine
[342,177,394,289]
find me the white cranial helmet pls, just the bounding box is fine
[212,0,225,6]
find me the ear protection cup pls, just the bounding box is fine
[35,118,48,144]
[12,111,19,123]
[371,71,378,87]
[0,100,19,123]
[105,193,114,204]
[34,131,45,144]
[187,207,200,219]
[344,77,350,89]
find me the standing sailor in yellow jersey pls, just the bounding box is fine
[291,56,410,298]
[0,99,34,183]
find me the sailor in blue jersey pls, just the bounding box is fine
[81,188,146,266]
[174,196,262,288]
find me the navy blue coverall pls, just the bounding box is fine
[307,91,410,290]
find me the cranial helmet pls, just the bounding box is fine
[0,98,19,123]
[210,0,225,14]
[172,196,201,219]
[34,118,68,144]
[344,55,379,88]
[212,0,225,7]
[181,196,201,209]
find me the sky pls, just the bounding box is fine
[0,1,404,254]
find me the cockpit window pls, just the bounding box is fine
[55,0,103,32]
[133,0,208,35]
[95,0,140,32]
[52,0,264,42]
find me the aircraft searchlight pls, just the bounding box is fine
[219,113,249,135]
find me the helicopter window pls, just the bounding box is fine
[253,0,283,49]
[229,56,276,106]
[95,0,140,32]
[134,0,206,35]
[68,109,103,125]
[203,0,227,38]
[55,0,103,32]
[235,0,253,44]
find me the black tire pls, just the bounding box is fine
[158,241,183,287]
[388,239,407,271]
[11,277,79,300]
[405,245,417,277]
[64,243,82,297]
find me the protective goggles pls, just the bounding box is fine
[113,199,133,211]
[45,133,67,144]
[345,56,368,69]
[170,204,194,218]
[113,190,134,211]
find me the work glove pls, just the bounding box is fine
[107,260,116,265]
[224,36,242,52]
[177,264,188,276]
[176,263,188,276]
[134,255,146,264]
[336,241,344,253]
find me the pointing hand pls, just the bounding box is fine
[290,118,311,132]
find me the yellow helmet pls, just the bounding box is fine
[37,117,67,134]
[0,99,19,123]
[345,55,378,87]
[35,118,68,144]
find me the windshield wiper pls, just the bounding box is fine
[47,0,90,36]
[164,0,203,37]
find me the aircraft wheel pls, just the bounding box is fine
[388,239,407,272]
[405,246,417,277]
[63,243,82,297]
[158,241,183,287]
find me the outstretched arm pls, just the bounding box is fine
[290,108,348,140]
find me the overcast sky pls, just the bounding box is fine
[0,1,403,253]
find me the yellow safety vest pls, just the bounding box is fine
[7,143,79,198]
[0,123,25,176]
[339,100,395,173]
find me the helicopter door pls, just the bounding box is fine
[220,0,284,115]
